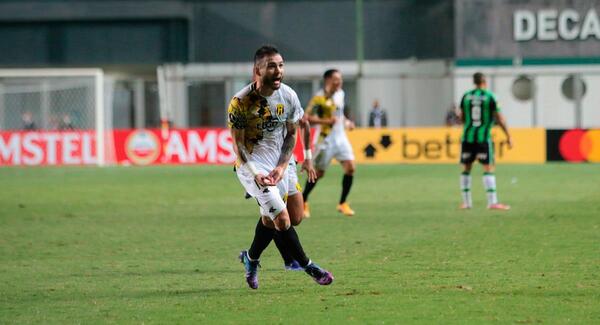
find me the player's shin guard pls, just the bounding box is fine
[339,174,353,204]
[460,172,472,207]
[248,218,274,261]
[483,172,498,205]
[276,226,310,267]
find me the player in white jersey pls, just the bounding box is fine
[228,45,332,289]
[302,69,357,216]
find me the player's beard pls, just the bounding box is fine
[263,74,282,90]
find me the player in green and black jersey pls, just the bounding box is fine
[458,72,512,210]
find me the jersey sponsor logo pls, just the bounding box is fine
[276,104,284,117]
[256,104,280,132]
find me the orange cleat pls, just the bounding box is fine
[303,202,311,218]
[488,203,511,210]
[337,202,355,216]
[459,203,472,209]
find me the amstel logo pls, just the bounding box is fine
[125,130,161,165]
[559,129,600,162]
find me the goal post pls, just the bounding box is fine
[0,68,109,166]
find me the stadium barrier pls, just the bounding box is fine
[2,127,597,166]
[348,128,546,164]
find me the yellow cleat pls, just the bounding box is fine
[303,202,311,218]
[337,202,355,216]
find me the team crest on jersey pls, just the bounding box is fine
[276,104,284,116]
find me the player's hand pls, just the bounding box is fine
[255,173,275,187]
[507,136,513,149]
[301,159,317,183]
[267,166,285,184]
[345,120,355,130]
[328,116,337,126]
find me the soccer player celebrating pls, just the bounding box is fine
[228,45,333,289]
[302,69,356,217]
[458,72,512,210]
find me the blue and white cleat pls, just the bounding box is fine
[304,262,334,285]
[239,250,260,289]
[284,260,303,271]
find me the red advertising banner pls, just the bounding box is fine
[0,131,97,166]
[0,128,307,166]
[113,128,237,165]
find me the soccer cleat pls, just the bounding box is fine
[284,260,303,271]
[459,203,472,209]
[303,202,311,218]
[239,250,260,289]
[337,202,355,216]
[304,263,334,285]
[488,203,511,210]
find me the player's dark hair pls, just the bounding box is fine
[323,69,339,81]
[473,72,485,86]
[254,45,280,65]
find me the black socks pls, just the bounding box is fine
[248,218,274,260]
[273,232,295,265]
[302,180,317,202]
[276,227,310,267]
[339,174,353,204]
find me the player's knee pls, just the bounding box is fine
[273,210,291,231]
[345,163,355,175]
[261,216,275,229]
[463,163,473,173]
[317,170,325,179]
[290,215,302,226]
[483,165,495,173]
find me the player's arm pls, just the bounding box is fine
[300,116,317,183]
[491,97,512,149]
[343,105,356,130]
[457,95,466,124]
[228,99,270,185]
[268,120,299,184]
[494,111,512,149]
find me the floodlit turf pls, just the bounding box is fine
[1,164,599,323]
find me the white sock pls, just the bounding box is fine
[483,173,498,205]
[460,173,472,207]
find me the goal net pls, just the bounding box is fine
[0,68,111,166]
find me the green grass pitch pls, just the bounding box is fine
[1,164,599,323]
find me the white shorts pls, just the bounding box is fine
[287,160,302,196]
[314,134,355,171]
[236,163,288,220]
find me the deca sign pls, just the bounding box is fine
[514,8,600,41]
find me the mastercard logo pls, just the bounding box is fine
[559,129,600,162]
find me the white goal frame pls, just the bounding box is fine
[0,68,106,166]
